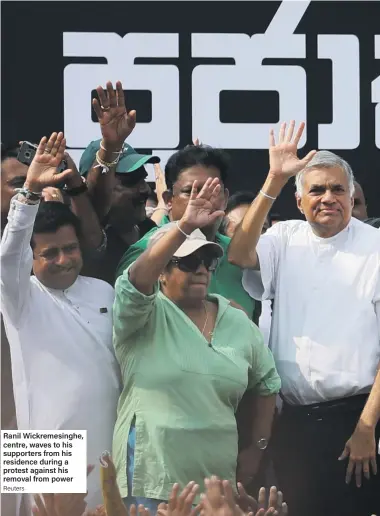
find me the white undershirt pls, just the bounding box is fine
[243,218,380,406]
[0,199,122,510]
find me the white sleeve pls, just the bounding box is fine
[0,198,38,326]
[242,223,286,301]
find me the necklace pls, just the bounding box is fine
[201,300,214,343]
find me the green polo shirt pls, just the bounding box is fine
[112,267,280,500]
[116,216,257,318]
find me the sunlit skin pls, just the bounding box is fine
[165,166,229,240]
[296,166,354,238]
[32,225,83,290]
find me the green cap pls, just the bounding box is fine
[79,139,160,176]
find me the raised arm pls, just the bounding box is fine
[129,178,224,295]
[228,121,316,269]
[86,81,136,220]
[0,132,73,325]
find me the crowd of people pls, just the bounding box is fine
[1,80,380,516]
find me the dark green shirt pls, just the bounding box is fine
[116,216,257,318]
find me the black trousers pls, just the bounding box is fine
[271,395,380,516]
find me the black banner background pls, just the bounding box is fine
[2,1,379,218]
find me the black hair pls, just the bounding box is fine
[31,202,82,249]
[165,145,230,191]
[225,191,255,215]
[363,217,380,229]
[1,142,21,162]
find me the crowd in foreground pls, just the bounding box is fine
[1,80,380,516]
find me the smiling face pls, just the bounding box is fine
[32,225,83,290]
[296,166,353,237]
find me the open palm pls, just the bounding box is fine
[93,81,136,145]
[182,178,225,230]
[25,133,73,192]
[269,121,316,179]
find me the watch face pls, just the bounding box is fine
[257,438,268,450]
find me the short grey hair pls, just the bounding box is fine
[295,150,355,197]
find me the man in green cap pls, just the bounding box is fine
[79,80,160,284]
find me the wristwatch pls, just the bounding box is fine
[64,176,88,196]
[256,438,268,450]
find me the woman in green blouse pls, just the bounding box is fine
[112,178,280,512]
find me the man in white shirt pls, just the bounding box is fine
[228,121,380,516]
[1,133,121,514]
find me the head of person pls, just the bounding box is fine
[150,223,224,307]
[352,180,368,221]
[79,140,160,229]
[1,143,28,227]
[295,151,355,237]
[164,145,230,236]
[31,202,83,290]
[219,191,269,238]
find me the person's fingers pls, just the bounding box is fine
[44,133,58,154]
[339,444,350,461]
[106,81,117,108]
[96,85,108,109]
[269,128,276,148]
[36,137,48,156]
[300,150,317,167]
[50,132,64,157]
[188,180,199,202]
[51,169,74,185]
[281,502,289,515]
[293,122,305,146]
[276,491,283,509]
[278,122,286,144]
[130,504,137,516]
[345,458,355,484]
[208,210,225,223]
[178,481,195,511]
[93,98,104,121]
[285,120,295,143]
[190,503,202,516]
[54,134,66,162]
[371,456,378,475]
[168,483,180,511]
[183,484,199,513]
[116,81,126,108]
[355,461,363,488]
[363,459,371,480]
[268,486,278,508]
[196,177,213,199]
[258,487,266,509]
[222,480,235,509]
[128,110,137,127]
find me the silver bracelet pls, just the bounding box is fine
[260,189,277,201]
[176,221,190,238]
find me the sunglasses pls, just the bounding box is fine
[170,254,219,273]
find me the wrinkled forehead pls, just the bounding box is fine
[302,166,349,189]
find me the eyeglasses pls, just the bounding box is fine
[170,254,219,273]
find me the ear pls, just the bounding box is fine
[163,190,173,209]
[350,196,355,208]
[295,192,304,215]
[223,188,229,210]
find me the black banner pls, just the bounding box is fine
[2,1,379,218]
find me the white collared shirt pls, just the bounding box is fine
[242,217,380,406]
[0,199,121,509]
